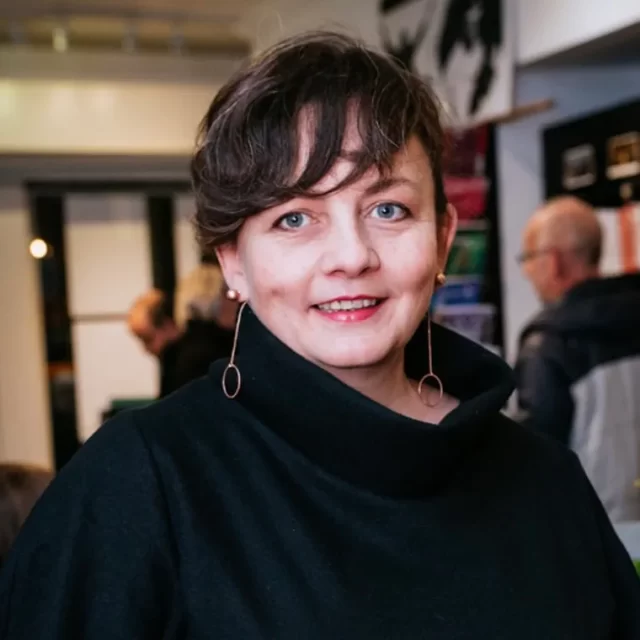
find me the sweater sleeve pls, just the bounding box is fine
[592,493,640,638]
[572,455,640,638]
[0,413,181,639]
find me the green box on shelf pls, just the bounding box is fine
[446,230,488,277]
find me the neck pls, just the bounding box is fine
[221,307,516,497]
[321,349,451,423]
[328,349,408,406]
[561,268,599,299]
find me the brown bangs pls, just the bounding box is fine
[191,31,447,253]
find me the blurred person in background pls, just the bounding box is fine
[128,288,182,397]
[171,260,236,391]
[1,33,639,639]
[129,267,236,398]
[0,464,53,568]
[516,195,640,521]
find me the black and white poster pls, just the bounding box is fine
[378,0,512,127]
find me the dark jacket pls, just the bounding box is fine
[515,272,640,521]
[1,308,639,638]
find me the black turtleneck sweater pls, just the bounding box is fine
[1,308,639,639]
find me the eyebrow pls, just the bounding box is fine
[363,177,417,197]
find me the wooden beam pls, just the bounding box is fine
[486,99,555,126]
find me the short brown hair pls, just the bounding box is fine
[191,31,448,254]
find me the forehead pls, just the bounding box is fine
[523,216,543,247]
[295,113,432,195]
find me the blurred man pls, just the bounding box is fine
[515,196,640,521]
[128,289,182,398]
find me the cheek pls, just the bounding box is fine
[535,261,550,284]
[240,238,316,305]
[380,231,438,292]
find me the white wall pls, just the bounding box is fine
[517,0,640,64]
[0,46,238,155]
[0,79,217,155]
[496,63,640,363]
[0,188,52,467]
[0,47,231,457]
[65,194,159,440]
[251,0,640,68]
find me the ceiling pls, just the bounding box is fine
[0,0,263,55]
[523,21,640,68]
[0,0,257,21]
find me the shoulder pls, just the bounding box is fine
[124,371,248,475]
[30,374,227,520]
[131,373,228,441]
[517,305,567,351]
[484,413,583,485]
[53,410,156,496]
[6,410,180,561]
[488,415,609,522]
[516,311,568,376]
[26,408,176,528]
[488,412,561,456]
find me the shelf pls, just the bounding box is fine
[457,219,489,232]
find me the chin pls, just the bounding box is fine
[311,342,396,370]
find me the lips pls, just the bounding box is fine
[315,298,382,312]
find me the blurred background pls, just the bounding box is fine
[0,1,639,511]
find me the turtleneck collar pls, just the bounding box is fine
[209,306,514,498]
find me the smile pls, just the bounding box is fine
[316,298,381,312]
[313,297,386,323]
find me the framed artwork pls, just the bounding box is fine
[606,132,640,181]
[378,0,512,127]
[562,144,596,191]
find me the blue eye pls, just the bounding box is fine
[371,202,408,221]
[276,212,309,230]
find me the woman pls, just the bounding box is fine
[1,32,639,639]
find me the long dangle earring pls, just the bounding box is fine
[221,292,246,399]
[417,313,443,408]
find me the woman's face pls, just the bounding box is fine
[217,126,457,373]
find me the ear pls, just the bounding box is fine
[550,248,566,279]
[215,243,248,301]
[437,204,458,271]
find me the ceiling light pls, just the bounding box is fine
[30,238,49,259]
[52,26,69,52]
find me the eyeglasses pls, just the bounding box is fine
[515,248,553,265]
[516,244,590,265]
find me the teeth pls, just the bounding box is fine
[317,299,379,312]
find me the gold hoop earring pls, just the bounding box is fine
[417,314,443,408]
[222,301,247,399]
[436,272,447,287]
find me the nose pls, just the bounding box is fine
[320,218,380,277]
